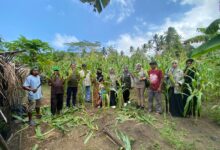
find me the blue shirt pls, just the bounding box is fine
[23,75,42,100]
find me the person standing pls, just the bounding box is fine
[133,63,146,109]
[121,66,132,107]
[183,58,198,117]
[48,66,64,115]
[93,68,104,108]
[66,62,80,108]
[108,68,118,108]
[23,67,42,126]
[79,64,92,103]
[148,61,163,114]
[165,60,184,117]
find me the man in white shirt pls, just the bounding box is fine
[79,64,92,102]
[23,67,42,126]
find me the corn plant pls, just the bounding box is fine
[115,130,133,150]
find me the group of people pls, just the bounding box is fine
[22,59,197,126]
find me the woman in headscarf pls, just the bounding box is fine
[121,66,132,107]
[165,60,184,117]
[133,63,146,109]
[108,68,119,108]
[92,68,104,108]
[183,58,198,117]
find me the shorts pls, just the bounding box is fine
[27,99,41,112]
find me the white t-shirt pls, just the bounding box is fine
[23,75,42,100]
[79,70,91,86]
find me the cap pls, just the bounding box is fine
[52,66,59,71]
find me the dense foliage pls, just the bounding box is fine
[0,19,220,122]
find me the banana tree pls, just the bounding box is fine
[185,19,220,57]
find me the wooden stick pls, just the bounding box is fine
[102,127,125,149]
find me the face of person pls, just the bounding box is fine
[124,67,128,72]
[82,65,86,70]
[136,65,141,71]
[172,62,178,68]
[110,69,114,74]
[187,61,192,67]
[32,69,39,76]
[97,69,102,74]
[71,64,76,70]
[150,64,156,69]
[54,70,59,75]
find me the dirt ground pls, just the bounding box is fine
[7,86,220,150]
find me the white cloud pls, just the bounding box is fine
[52,33,79,49]
[103,0,135,23]
[158,0,219,39]
[106,33,151,55]
[45,4,54,11]
[107,0,219,55]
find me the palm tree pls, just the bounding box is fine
[150,34,166,55]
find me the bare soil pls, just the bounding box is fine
[7,87,220,150]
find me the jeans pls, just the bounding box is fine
[85,86,91,102]
[148,89,162,113]
[66,87,78,107]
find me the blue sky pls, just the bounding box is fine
[0,0,219,53]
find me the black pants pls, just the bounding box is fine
[110,90,117,106]
[66,87,78,107]
[168,87,184,117]
[51,93,63,115]
[123,89,130,103]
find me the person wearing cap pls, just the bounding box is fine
[66,62,80,108]
[23,67,42,126]
[48,66,65,115]
[165,60,184,117]
[148,61,163,114]
[183,58,198,116]
[133,63,146,109]
[79,64,92,103]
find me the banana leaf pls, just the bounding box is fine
[190,34,220,57]
[205,19,220,34]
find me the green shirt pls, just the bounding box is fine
[67,70,80,87]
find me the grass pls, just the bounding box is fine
[159,120,196,150]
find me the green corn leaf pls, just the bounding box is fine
[84,131,94,144]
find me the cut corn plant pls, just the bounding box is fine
[116,130,133,150]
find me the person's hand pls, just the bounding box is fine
[168,72,172,77]
[157,87,161,92]
[31,88,37,93]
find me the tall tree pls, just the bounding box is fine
[5,36,52,66]
[164,27,183,56]
[66,41,100,55]
[150,34,166,54]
